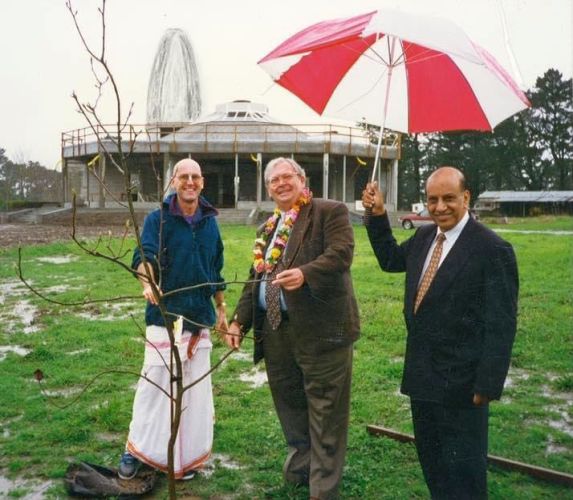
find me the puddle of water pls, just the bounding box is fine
[1,414,23,438]
[239,369,267,388]
[95,431,122,442]
[110,301,138,311]
[541,384,573,406]
[0,345,31,361]
[231,350,251,362]
[0,475,52,499]
[537,384,573,438]
[1,300,39,334]
[36,255,78,264]
[43,387,82,398]
[504,367,530,389]
[546,408,573,438]
[76,312,117,321]
[67,348,91,356]
[200,453,243,478]
[91,400,110,410]
[42,284,72,293]
[546,436,570,455]
[0,281,28,305]
[76,301,139,322]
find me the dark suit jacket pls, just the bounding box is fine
[367,213,518,406]
[233,199,360,363]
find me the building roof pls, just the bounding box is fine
[61,100,399,160]
[194,100,281,124]
[154,100,398,157]
[477,191,573,203]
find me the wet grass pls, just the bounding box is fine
[0,218,571,498]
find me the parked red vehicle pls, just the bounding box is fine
[399,208,480,229]
[399,208,433,229]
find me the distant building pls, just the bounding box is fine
[60,100,401,214]
[475,191,573,216]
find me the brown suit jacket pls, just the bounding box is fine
[233,198,360,363]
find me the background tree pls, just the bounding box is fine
[0,148,62,207]
[527,69,573,190]
[360,68,573,209]
[398,134,427,209]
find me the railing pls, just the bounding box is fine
[61,122,401,157]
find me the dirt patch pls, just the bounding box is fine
[0,224,133,249]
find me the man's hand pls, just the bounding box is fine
[361,181,386,215]
[473,393,490,406]
[224,321,242,349]
[273,268,305,290]
[215,306,229,337]
[142,283,162,305]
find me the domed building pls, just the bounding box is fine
[61,100,401,217]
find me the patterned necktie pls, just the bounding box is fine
[265,260,284,330]
[265,216,285,330]
[414,232,446,313]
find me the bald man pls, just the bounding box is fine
[119,158,227,481]
[363,167,518,499]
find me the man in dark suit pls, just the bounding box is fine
[225,157,360,499]
[362,166,518,499]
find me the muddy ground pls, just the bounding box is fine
[0,224,133,249]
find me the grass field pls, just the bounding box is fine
[0,218,572,498]
[483,214,573,231]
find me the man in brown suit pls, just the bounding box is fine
[225,157,360,499]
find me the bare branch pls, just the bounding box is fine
[162,277,266,298]
[35,368,173,410]
[70,92,125,176]
[183,348,236,393]
[66,0,100,62]
[17,247,139,306]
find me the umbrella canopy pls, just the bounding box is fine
[258,9,530,134]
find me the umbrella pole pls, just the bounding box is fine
[364,53,394,225]
[370,64,394,184]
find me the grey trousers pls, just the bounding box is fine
[262,316,354,500]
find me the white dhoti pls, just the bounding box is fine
[126,325,214,478]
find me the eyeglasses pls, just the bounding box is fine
[176,173,202,183]
[267,173,298,187]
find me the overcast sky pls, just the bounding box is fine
[1,0,571,169]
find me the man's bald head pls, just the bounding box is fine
[173,158,202,177]
[426,166,466,192]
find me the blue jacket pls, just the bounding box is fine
[132,194,225,331]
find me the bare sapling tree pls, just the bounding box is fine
[14,1,252,498]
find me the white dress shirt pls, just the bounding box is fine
[419,211,470,285]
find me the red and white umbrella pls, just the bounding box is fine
[258,9,530,179]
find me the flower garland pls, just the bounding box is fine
[252,188,312,273]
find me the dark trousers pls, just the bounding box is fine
[262,316,353,500]
[411,399,489,500]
